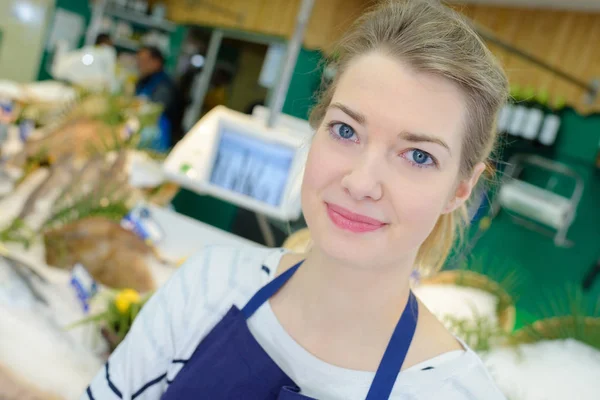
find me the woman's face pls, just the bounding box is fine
[301,52,483,269]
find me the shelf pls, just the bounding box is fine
[114,37,140,51]
[105,4,176,32]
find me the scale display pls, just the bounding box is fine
[209,127,295,207]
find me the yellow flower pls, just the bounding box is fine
[114,289,141,314]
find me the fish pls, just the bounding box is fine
[0,168,49,231]
[44,217,155,292]
[0,254,48,305]
[52,155,106,210]
[17,156,78,231]
[0,363,63,400]
[0,303,101,400]
[25,117,116,162]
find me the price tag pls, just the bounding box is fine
[70,263,98,313]
[121,206,164,244]
[19,119,35,142]
[0,100,14,125]
[522,109,543,140]
[0,99,13,113]
[508,105,527,136]
[539,114,561,146]
[122,118,140,141]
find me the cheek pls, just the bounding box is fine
[388,177,455,229]
[301,133,345,198]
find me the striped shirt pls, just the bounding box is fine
[84,245,506,400]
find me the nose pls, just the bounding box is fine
[341,153,383,201]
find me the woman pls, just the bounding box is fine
[85,1,508,399]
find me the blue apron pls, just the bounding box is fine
[162,261,419,399]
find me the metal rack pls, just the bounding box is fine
[85,0,175,48]
[104,3,176,32]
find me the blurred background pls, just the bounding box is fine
[0,1,599,399]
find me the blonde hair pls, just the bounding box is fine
[309,0,508,273]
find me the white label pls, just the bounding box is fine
[121,206,164,244]
[508,105,528,136]
[539,114,561,146]
[522,109,544,140]
[70,263,98,313]
[497,104,513,132]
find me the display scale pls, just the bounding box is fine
[164,105,312,224]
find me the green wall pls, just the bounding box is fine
[282,48,324,120]
[466,108,600,326]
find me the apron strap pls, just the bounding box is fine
[242,259,418,399]
[365,291,419,400]
[242,261,304,319]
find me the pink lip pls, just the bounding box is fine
[326,203,386,233]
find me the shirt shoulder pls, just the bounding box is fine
[169,244,284,358]
[182,244,280,305]
[414,350,507,400]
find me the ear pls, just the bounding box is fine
[443,162,486,214]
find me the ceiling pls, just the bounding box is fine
[451,0,600,11]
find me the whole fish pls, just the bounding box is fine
[17,156,77,230]
[44,217,155,292]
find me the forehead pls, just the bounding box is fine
[331,52,466,149]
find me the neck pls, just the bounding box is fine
[287,246,415,326]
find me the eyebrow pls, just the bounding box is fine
[329,102,451,155]
[399,131,452,155]
[329,102,366,125]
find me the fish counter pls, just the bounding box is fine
[0,204,258,399]
[0,82,261,399]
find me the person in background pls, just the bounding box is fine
[95,33,114,47]
[135,46,179,151]
[203,65,233,113]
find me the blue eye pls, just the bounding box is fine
[331,123,356,140]
[405,149,435,167]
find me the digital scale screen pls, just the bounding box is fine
[209,127,295,207]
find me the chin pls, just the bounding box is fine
[309,214,387,267]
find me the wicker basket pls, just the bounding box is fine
[419,270,516,333]
[512,316,600,344]
[282,228,312,253]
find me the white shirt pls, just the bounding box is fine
[84,245,507,400]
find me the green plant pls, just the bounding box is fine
[93,92,130,127]
[511,286,600,350]
[16,147,50,186]
[444,306,509,352]
[0,218,35,248]
[86,125,133,156]
[43,180,130,231]
[69,288,153,351]
[455,251,527,302]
